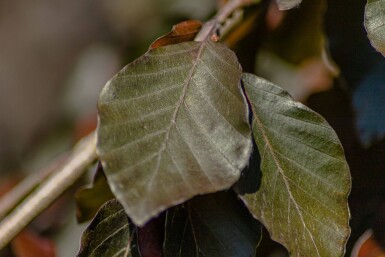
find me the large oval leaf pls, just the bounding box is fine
[365,0,385,56]
[97,41,252,226]
[240,73,351,257]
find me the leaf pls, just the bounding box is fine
[163,191,262,257]
[276,0,301,10]
[150,20,202,49]
[365,0,385,57]
[77,199,138,257]
[97,41,252,226]
[240,73,351,257]
[75,162,115,223]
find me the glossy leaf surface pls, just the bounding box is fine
[77,199,137,257]
[365,0,385,56]
[97,41,252,226]
[241,73,351,257]
[163,191,261,257]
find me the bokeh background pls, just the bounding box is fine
[0,1,216,256]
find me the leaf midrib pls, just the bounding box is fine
[147,41,206,189]
[252,106,321,257]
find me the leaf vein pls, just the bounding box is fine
[183,100,238,172]
[101,104,174,128]
[119,63,191,78]
[105,129,167,156]
[89,224,129,257]
[199,60,242,101]
[260,121,344,163]
[253,111,322,257]
[205,43,239,70]
[146,42,206,189]
[173,123,218,189]
[101,82,183,105]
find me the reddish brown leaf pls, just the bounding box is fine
[11,229,56,257]
[149,20,202,49]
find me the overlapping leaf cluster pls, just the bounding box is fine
[78,1,352,256]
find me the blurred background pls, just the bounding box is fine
[0,0,384,256]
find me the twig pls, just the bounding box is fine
[0,154,68,220]
[0,132,97,249]
[194,0,255,42]
[215,0,253,23]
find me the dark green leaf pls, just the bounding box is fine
[365,0,385,56]
[241,73,351,257]
[77,199,138,257]
[276,0,302,10]
[163,191,262,257]
[97,41,252,226]
[75,162,115,223]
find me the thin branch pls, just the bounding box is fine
[0,132,97,249]
[0,154,68,220]
[194,0,255,42]
[215,0,254,23]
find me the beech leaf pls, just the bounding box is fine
[150,20,202,49]
[365,0,385,56]
[163,191,262,257]
[77,199,137,257]
[276,0,301,10]
[97,41,252,226]
[240,73,351,257]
